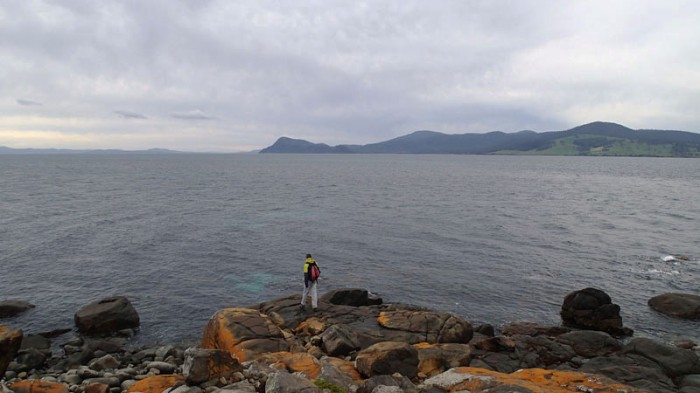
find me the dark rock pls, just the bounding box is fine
[0,300,35,318]
[74,296,140,335]
[512,335,576,367]
[183,347,241,385]
[320,324,360,357]
[681,375,700,389]
[38,328,72,339]
[555,330,623,358]
[16,348,47,370]
[355,341,419,379]
[20,334,51,353]
[474,324,495,337]
[500,321,571,337]
[649,293,700,319]
[0,325,23,377]
[579,362,677,393]
[623,337,700,377]
[320,288,383,307]
[473,336,515,352]
[560,288,633,337]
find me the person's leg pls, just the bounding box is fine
[311,281,318,309]
[301,283,309,306]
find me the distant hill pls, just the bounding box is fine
[0,147,184,155]
[260,122,700,157]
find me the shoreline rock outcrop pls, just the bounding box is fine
[1,288,699,393]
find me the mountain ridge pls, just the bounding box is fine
[260,121,700,157]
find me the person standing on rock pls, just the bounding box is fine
[301,254,320,311]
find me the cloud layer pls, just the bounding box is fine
[2,1,699,151]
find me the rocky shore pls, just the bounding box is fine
[2,288,700,393]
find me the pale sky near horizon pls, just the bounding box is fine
[2,1,699,152]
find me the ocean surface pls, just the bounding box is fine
[1,154,699,348]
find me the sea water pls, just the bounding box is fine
[1,154,698,347]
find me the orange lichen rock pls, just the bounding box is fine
[255,351,321,379]
[413,342,471,377]
[423,367,646,393]
[126,375,184,393]
[201,308,289,362]
[323,357,363,381]
[8,381,69,393]
[0,325,23,377]
[294,317,325,336]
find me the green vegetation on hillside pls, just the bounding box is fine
[495,134,700,157]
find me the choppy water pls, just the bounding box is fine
[1,154,698,347]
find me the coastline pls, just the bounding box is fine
[2,288,699,393]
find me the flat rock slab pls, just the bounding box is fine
[377,310,473,343]
[648,293,700,319]
[9,381,69,393]
[423,367,649,393]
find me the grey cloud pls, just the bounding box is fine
[114,110,147,119]
[17,99,42,106]
[1,1,699,152]
[171,110,217,120]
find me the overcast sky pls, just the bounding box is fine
[2,1,699,152]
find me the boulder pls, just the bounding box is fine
[264,371,320,393]
[84,383,110,393]
[355,341,419,379]
[320,324,361,357]
[15,347,47,370]
[183,347,241,385]
[88,354,120,371]
[74,296,140,335]
[648,293,700,319]
[623,337,700,377]
[126,375,185,393]
[0,300,35,318]
[413,342,471,377]
[8,381,69,393]
[201,308,291,362]
[357,374,417,393]
[320,288,382,307]
[554,330,623,358]
[255,352,321,379]
[422,367,648,393]
[377,310,473,343]
[317,357,362,393]
[0,325,23,377]
[560,287,633,337]
[20,334,51,353]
